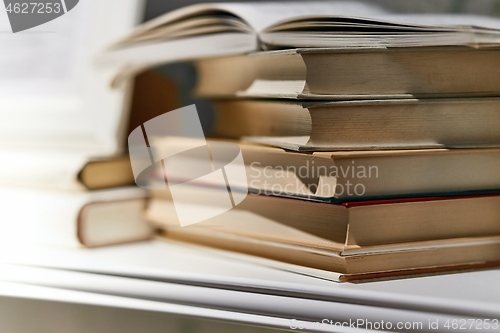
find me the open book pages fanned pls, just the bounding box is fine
[101,1,500,68]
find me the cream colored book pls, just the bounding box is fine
[195,47,500,99]
[0,186,152,248]
[146,192,500,254]
[150,137,500,201]
[212,98,500,151]
[159,228,500,282]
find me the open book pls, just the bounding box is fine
[102,1,500,68]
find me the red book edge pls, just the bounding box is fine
[342,194,500,208]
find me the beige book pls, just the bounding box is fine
[196,47,500,99]
[146,193,500,254]
[78,157,135,190]
[0,186,152,248]
[150,137,500,200]
[159,228,500,281]
[211,98,500,151]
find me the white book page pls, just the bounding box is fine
[0,240,337,288]
[125,1,387,37]
[0,241,499,319]
[209,1,388,32]
[375,13,500,31]
[224,2,500,32]
[133,2,500,34]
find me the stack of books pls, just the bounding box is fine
[105,2,500,281]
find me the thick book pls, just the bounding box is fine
[211,98,500,151]
[146,192,500,254]
[0,1,178,191]
[195,47,500,99]
[0,186,152,248]
[102,2,500,68]
[159,228,500,282]
[150,137,500,201]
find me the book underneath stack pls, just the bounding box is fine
[106,1,500,281]
[0,148,152,248]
